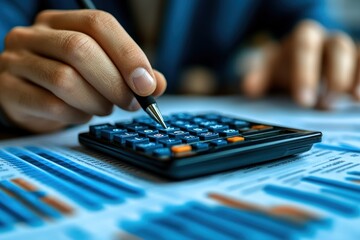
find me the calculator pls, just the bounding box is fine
[79,112,321,179]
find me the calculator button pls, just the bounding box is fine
[199,121,218,127]
[126,124,148,132]
[101,128,127,141]
[251,125,273,130]
[152,148,171,158]
[171,144,192,153]
[147,122,165,129]
[113,132,139,144]
[219,129,239,137]
[148,133,169,143]
[162,115,175,122]
[198,132,219,140]
[208,124,229,133]
[159,127,181,134]
[181,135,200,143]
[137,129,159,137]
[180,124,199,131]
[169,130,190,139]
[192,117,205,124]
[210,139,228,146]
[89,123,113,138]
[192,142,209,150]
[201,113,221,120]
[126,137,149,148]
[188,128,208,135]
[159,139,183,147]
[229,120,250,129]
[135,142,163,152]
[219,117,234,124]
[227,136,245,143]
[171,120,191,128]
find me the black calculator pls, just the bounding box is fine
[79,112,321,179]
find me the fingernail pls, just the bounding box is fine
[130,68,155,95]
[299,88,317,107]
[128,98,140,111]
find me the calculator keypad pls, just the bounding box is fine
[80,112,322,178]
[87,113,287,160]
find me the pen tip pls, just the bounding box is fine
[145,103,167,129]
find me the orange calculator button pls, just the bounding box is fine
[171,144,192,153]
[251,125,273,130]
[227,136,245,143]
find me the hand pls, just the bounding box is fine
[240,20,359,109]
[0,10,167,133]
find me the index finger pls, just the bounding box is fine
[35,10,160,97]
[289,21,324,108]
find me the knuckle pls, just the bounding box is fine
[84,10,118,32]
[16,91,31,109]
[60,32,94,60]
[118,41,144,63]
[44,97,68,118]
[0,52,16,72]
[35,10,53,23]
[0,72,12,90]
[5,27,28,48]
[51,66,77,93]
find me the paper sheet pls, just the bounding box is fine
[1,96,360,240]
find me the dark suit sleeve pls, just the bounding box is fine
[0,0,42,52]
[256,0,344,38]
[0,0,42,129]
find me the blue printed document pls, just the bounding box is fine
[1,96,360,240]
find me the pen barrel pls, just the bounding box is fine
[77,0,96,9]
[134,94,156,111]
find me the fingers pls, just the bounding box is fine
[353,45,360,101]
[289,20,325,108]
[6,26,139,110]
[0,73,91,133]
[240,42,278,98]
[321,33,356,108]
[35,10,166,97]
[0,50,113,116]
[152,70,167,97]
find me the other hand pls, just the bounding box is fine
[241,20,359,109]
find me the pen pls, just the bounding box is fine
[77,0,167,129]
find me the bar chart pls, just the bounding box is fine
[1,144,360,239]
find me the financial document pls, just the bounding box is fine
[0,96,360,240]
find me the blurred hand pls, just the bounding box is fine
[241,20,359,109]
[0,10,166,133]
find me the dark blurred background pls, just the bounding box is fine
[329,0,360,41]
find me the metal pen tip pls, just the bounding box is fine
[146,103,167,129]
